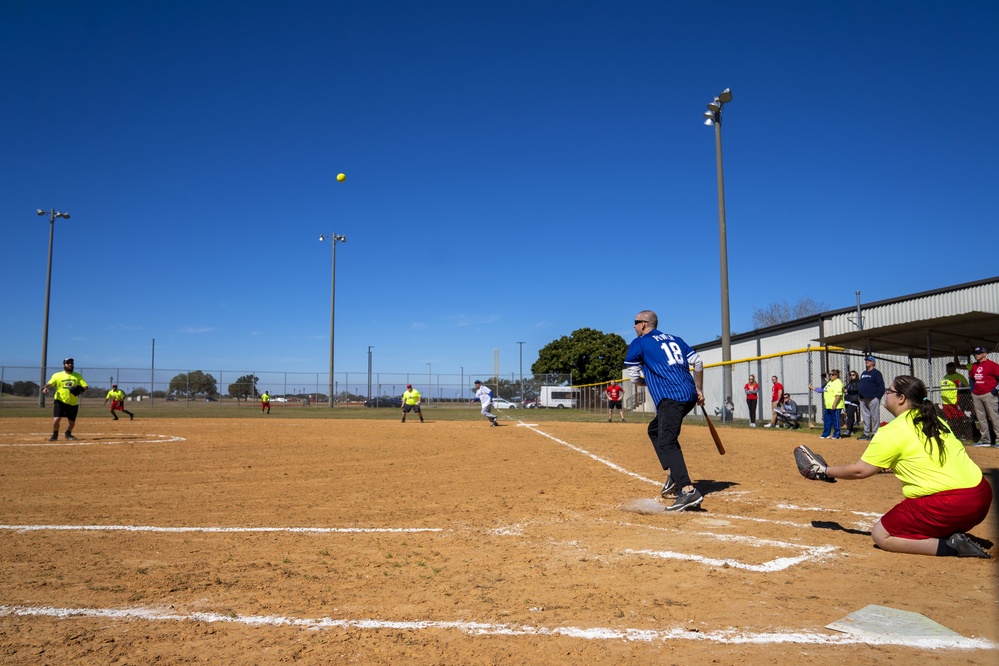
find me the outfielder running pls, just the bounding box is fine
[795,375,992,558]
[103,384,134,421]
[473,380,499,427]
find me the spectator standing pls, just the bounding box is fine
[103,384,134,421]
[969,347,999,447]
[401,384,425,423]
[810,369,844,439]
[473,380,499,427]
[843,370,860,437]
[606,380,625,422]
[764,376,784,428]
[624,310,706,512]
[858,356,885,440]
[42,357,88,441]
[744,375,760,427]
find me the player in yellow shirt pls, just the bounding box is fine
[261,391,271,414]
[811,375,992,558]
[401,384,424,423]
[809,369,844,439]
[42,357,88,441]
[940,362,971,438]
[103,384,134,421]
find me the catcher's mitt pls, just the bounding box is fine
[794,445,836,482]
[69,384,86,397]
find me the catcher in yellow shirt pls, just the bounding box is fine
[104,384,135,421]
[42,357,88,441]
[799,375,992,558]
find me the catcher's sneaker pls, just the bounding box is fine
[660,474,675,498]
[946,532,991,558]
[65,433,77,441]
[665,488,703,512]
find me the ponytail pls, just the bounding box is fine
[892,375,950,465]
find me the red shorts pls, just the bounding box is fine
[880,478,993,540]
[111,400,124,411]
[941,404,963,419]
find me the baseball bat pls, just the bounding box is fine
[700,405,726,455]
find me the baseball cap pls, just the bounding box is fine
[973,346,988,354]
[406,384,412,389]
[474,380,482,385]
[112,384,117,388]
[865,356,876,362]
[63,357,74,364]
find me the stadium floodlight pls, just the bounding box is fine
[37,208,72,408]
[320,231,348,407]
[703,88,734,420]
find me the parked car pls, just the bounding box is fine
[364,397,403,408]
[493,398,518,409]
[522,400,537,409]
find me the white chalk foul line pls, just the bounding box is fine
[0,524,441,534]
[0,604,992,650]
[521,425,660,487]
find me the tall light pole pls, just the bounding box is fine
[703,88,733,415]
[517,341,525,404]
[426,363,431,406]
[37,208,70,408]
[367,346,373,402]
[319,232,347,407]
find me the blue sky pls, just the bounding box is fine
[3,0,997,383]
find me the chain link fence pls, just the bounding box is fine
[0,365,570,409]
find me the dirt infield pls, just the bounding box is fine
[1,414,996,664]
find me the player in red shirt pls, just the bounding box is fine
[969,346,999,447]
[606,380,625,422]
[765,376,784,428]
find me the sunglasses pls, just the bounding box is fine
[634,320,651,326]
[885,388,900,395]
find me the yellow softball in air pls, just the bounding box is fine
[337,173,346,182]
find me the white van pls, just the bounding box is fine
[539,386,579,409]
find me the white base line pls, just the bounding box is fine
[0,525,441,534]
[0,605,992,650]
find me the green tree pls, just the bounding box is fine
[168,371,219,398]
[13,381,38,397]
[227,374,259,404]
[532,327,627,385]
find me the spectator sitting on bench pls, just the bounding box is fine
[774,393,801,429]
[714,396,735,422]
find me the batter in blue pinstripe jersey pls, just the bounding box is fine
[624,310,706,512]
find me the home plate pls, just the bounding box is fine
[827,604,962,639]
